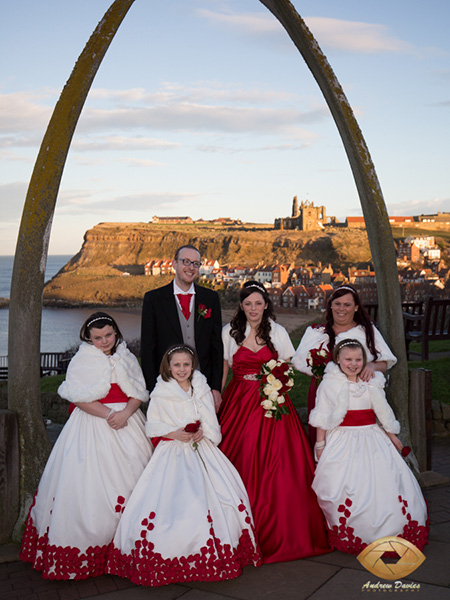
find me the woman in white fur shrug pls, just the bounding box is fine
[108,366,262,587]
[310,361,428,554]
[21,326,153,581]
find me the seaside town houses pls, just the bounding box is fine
[142,235,449,311]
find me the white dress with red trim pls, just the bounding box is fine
[20,342,153,580]
[106,371,262,587]
[310,364,428,554]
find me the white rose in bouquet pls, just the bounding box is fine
[271,379,283,391]
[268,391,279,403]
[264,384,277,396]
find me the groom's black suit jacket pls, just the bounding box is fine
[140,282,223,394]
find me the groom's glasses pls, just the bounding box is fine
[176,258,201,269]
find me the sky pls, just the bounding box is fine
[1,0,450,255]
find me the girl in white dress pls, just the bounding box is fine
[310,339,428,554]
[107,344,262,587]
[20,312,153,580]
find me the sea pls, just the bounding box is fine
[0,256,141,357]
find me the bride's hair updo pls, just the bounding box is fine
[229,281,276,352]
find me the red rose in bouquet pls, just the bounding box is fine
[401,446,411,457]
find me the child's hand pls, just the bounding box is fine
[386,432,403,452]
[191,427,204,443]
[315,447,324,461]
[107,410,129,430]
[167,428,193,442]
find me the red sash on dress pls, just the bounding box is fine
[68,383,129,415]
[340,409,376,427]
[150,437,173,447]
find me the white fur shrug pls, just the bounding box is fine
[146,370,221,445]
[309,362,400,434]
[58,342,149,404]
[222,318,295,367]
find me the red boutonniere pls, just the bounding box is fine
[197,304,212,320]
[401,446,411,457]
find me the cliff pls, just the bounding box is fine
[61,221,373,270]
[43,221,373,306]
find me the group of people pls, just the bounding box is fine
[20,245,429,586]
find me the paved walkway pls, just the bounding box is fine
[1,438,450,600]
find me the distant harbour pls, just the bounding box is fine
[0,256,142,356]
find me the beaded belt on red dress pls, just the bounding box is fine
[340,409,376,426]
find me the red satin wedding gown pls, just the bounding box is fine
[219,346,330,564]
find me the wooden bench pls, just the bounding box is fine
[365,301,423,326]
[404,296,450,361]
[0,352,70,380]
[40,352,71,377]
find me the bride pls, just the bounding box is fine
[219,281,330,563]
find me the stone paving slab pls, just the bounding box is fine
[307,568,450,600]
[186,560,340,600]
[83,584,190,600]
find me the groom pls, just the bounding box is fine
[141,244,223,408]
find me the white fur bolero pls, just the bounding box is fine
[146,370,221,445]
[222,319,295,367]
[309,362,400,434]
[58,341,149,404]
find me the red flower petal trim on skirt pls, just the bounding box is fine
[106,505,262,586]
[326,496,429,555]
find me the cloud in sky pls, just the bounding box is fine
[196,9,414,54]
[0,83,330,158]
[71,136,180,152]
[57,191,198,215]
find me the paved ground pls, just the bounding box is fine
[1,437,449,600]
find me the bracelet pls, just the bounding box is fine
[315,441,326,450]
[106,408,114,420]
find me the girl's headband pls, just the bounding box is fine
[336,339,362,350]
[87,316,113,328]
[167,345,195,356]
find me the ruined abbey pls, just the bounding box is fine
[274,196,333,231]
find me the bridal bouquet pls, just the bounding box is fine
[258,359,294,421]
[306,342,332,382]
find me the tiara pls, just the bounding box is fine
[87,316,113,328]
[331,285,355,297]
[167,345,195,356]
[336,339,362,350]
[245,283,266,293]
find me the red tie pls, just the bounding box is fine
[177,293,192,320]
